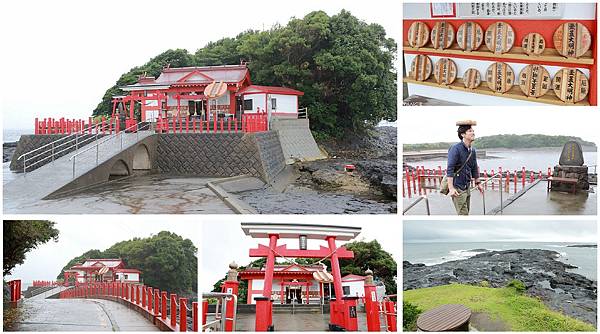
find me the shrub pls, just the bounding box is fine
[403,301,423,331]
[479,280,490,288]
[507,279,526,293]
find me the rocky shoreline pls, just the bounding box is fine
[404,249,597,326]
[3,142,17,163]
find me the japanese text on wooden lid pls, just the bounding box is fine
[485,22,514,54]
[553,22,591,58]
[518,64,551,98]
[409,55,432,82]
[457,22,483,52]
[552,68,589,103]
[430,21,454,49]
[433,58,457,85]
[486,62,514,93]
[521,33,545,56]
[408,21,430,48]
[463,68,481,89]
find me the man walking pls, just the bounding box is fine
[447,120,484,215]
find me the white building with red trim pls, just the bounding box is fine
[63,258,141,286]
[118,64,304,122]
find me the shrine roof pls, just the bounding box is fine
[237,85,304,96]
[75,259,124,268]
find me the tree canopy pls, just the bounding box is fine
[57,231,197,295]
[93,10,396,138]
[4,220,59,276]
[210,239,396,302]
[404,134,597,151]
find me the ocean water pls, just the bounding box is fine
[404,241,597,281]
[406,147,597,173]
[3,129,30,143]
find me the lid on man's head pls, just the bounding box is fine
[456,120,477,126]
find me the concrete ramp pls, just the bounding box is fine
[270,118,327,164]
[4,131,154,212]
[27,286,71,300]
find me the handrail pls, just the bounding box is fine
[473,172,502,215]
[68,121,147,178]
[403,194,430,215]
[202,292,237,332]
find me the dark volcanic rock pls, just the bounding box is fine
[3,142,17,163]
[567,244,597,248]
[404,249,597,326]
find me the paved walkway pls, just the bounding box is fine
[9,298,158,331]
[212,312,374,331]
[4,131,153,212]
[4,175,235,214]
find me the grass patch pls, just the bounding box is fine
[404,284,595,332]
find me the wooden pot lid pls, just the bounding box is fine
[553,22,592,58]
[486,62,515,93]
[518,64,551,97]
[522,33,545,56]
[463,68,481,89]
[484,21,515,54]
[430,21,454,49]
[457,22,483,51]
[408,21,430,48]
[552,68,589,103]
[433,58,457,85]
[409,55,433,81]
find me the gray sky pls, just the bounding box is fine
[399,110,600,144]
[1,0,399,130]
[5,216,200,283]
[404,220,597,243]
[201,217,399,292]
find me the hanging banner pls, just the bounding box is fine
[457,3,564,18]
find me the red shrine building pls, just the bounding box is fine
[117,64,304,123]
[63,258,141,286]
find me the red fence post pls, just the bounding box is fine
[385,301,397,332]
[147,287,153,312]
[179,298,188,332]
[202,300,208,327]
[193,301,198,332]
[170,293,177,327]
[161,291,168,320]
[154,289,160,317]
[142,285,146,307]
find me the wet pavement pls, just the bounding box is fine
[209,312,374,331]
[237,185,395,214]
[4,175,234,214]
[403,183,596,215]
[7,298,158,331]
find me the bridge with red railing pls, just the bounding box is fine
[403,165,554,198]
[6,279,198,332]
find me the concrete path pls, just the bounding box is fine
[4,131,153,212]
[9,298,158,331]
[219,312,381,331]
[26,286,70,300]
[4,175,235,214]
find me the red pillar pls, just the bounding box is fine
[327,236,345,329]
[385,300,397,332]
[179,298,188,332]
[170,293,177,327]
[363,271,381,332]
[193,301,199,332]
[255,234,278,331]
[161,292,168,321]
[222,280,239,331]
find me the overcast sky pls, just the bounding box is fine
[200,216,399,292]
[5,216,200,283]
[399,110,599,144]
[0,0,399,130]
[404,220,597,243]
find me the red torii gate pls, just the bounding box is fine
[242,222,361,332]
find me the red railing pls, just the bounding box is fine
[156,114,267,134]
[59,282,198,332]
[35,117,121,135]
[8,280,22,303]
[403,165,552,198]
[32,280,58,287]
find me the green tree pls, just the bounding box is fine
[93,10,396,138]
[57,231,197,295]
[3,220,59,275]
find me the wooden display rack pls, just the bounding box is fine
[403,76,590,106]
[403,17,597,106]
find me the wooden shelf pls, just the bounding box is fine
[403,43,594,66]
[403,76,590,106]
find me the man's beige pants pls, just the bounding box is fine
[452,188,471,215]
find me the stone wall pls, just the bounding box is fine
[10,134,102,172]
[155,131,284,183]
[552,165,589,191]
